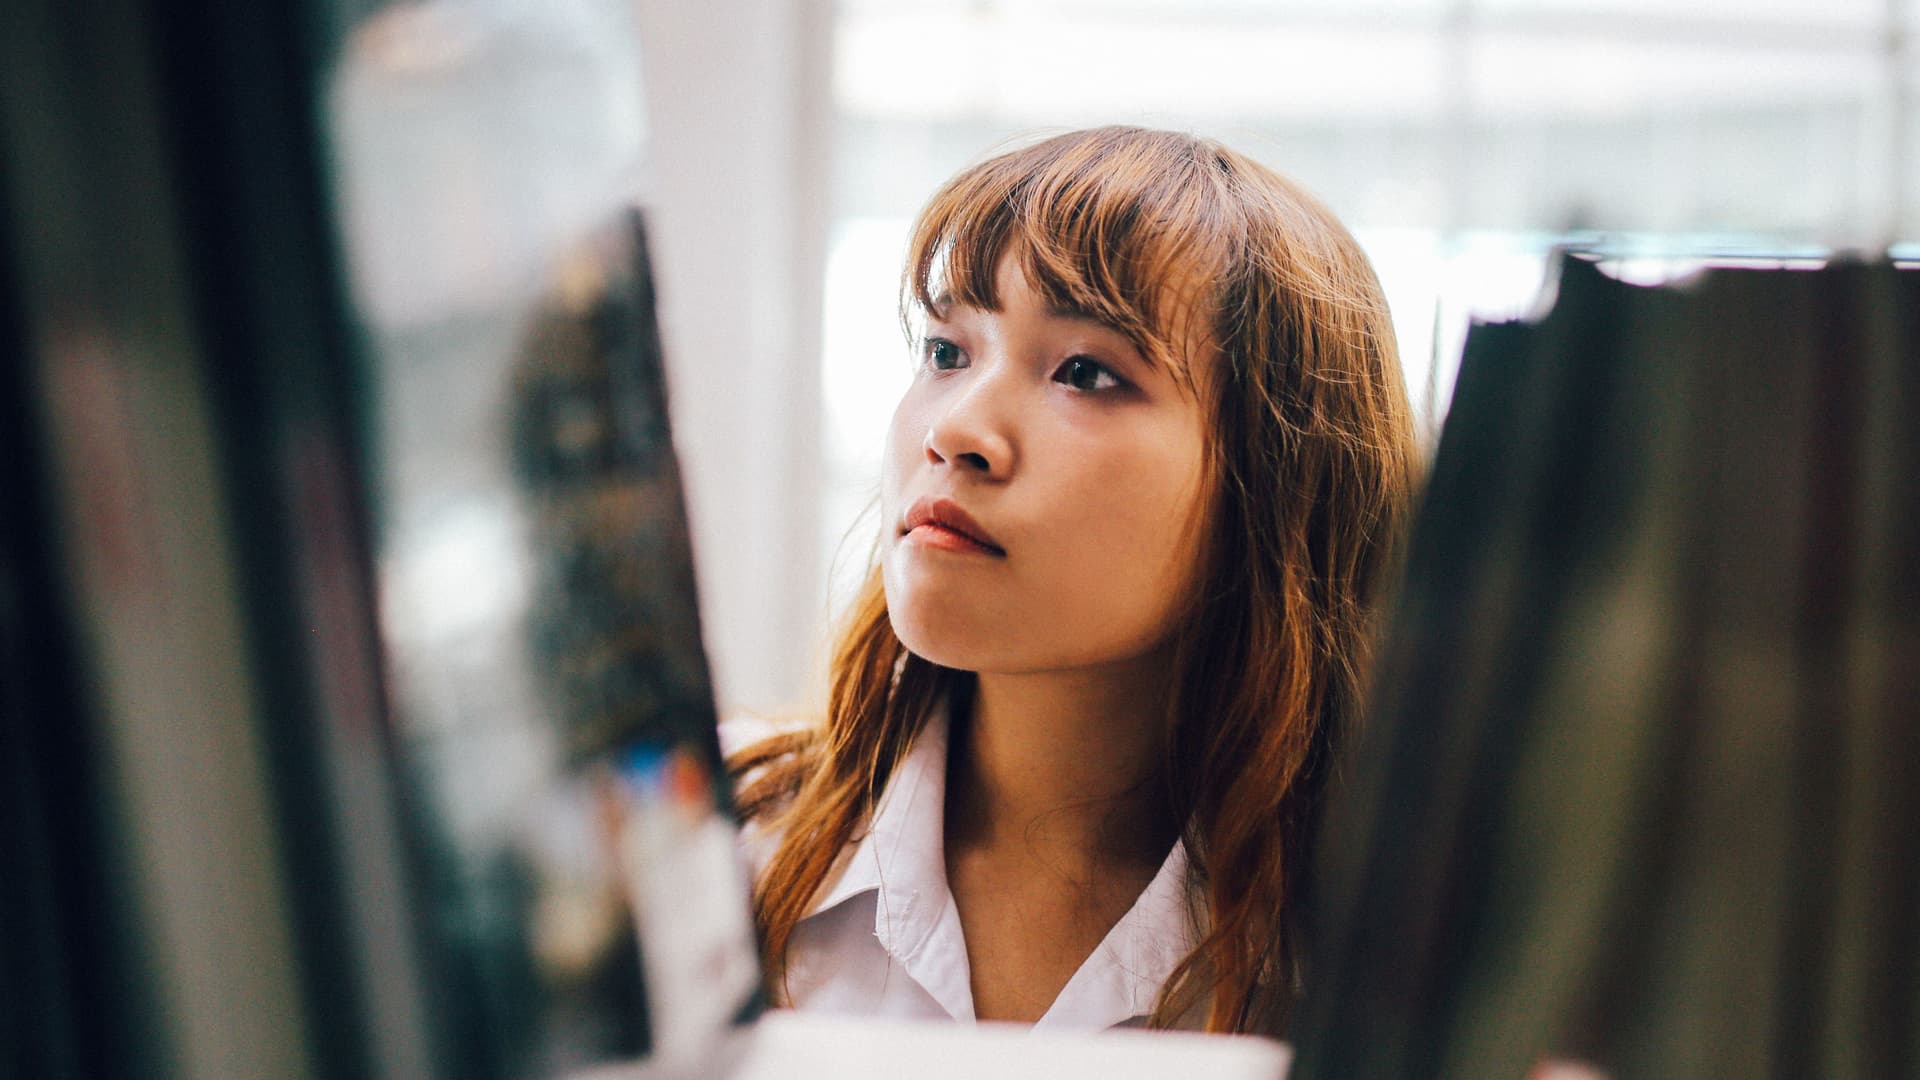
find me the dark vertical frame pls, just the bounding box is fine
[0,0,439,1074]
[0,157,163,1080]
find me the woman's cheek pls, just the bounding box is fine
[881,394,926,505]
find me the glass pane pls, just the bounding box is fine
[1462,35,1882,236]
[838,0,1449,16]
[1476,0,1888,30]
[1906,49,1920,242]
[836,12,1445,121]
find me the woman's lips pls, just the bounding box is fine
[902,496,1006,556]
[909,522,1003,555]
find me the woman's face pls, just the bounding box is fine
[881,251,1211,676]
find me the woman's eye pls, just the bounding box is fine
[1054,355,1121,392]
[924,337,965,371]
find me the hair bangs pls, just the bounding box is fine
[904,129,1237,388]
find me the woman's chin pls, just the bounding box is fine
[888,604,1025,674]
[890,616,985,672]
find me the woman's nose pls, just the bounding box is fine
[923,374,1014,480]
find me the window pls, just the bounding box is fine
[819,0,1917,605]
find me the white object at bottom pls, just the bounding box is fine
[721,1010,1291,1080]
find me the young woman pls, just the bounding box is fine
[727,126,1419,1035]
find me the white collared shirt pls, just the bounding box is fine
[725,711,1203,1031]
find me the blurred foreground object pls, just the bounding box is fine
[504,211,763,1068]
[0,0,755,1073]
[1,0,438,1074]
[329,0,761,1066]
[1295,253,1919,1079]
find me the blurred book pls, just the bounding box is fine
[1295,253,1920,1080]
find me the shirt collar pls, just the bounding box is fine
[807,706,945,907]
[1045,840,1198,1026]
[801,703,1201,1027]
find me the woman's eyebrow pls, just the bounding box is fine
[1038,303,1124,336]
[923,294,973,324]
[1042,304,1132,340]
[1043,307,1161,368]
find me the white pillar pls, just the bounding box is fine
[632,0,834,716]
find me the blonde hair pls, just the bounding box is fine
[731,126,1419,1032]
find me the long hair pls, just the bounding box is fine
[729,126,1419,1033]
